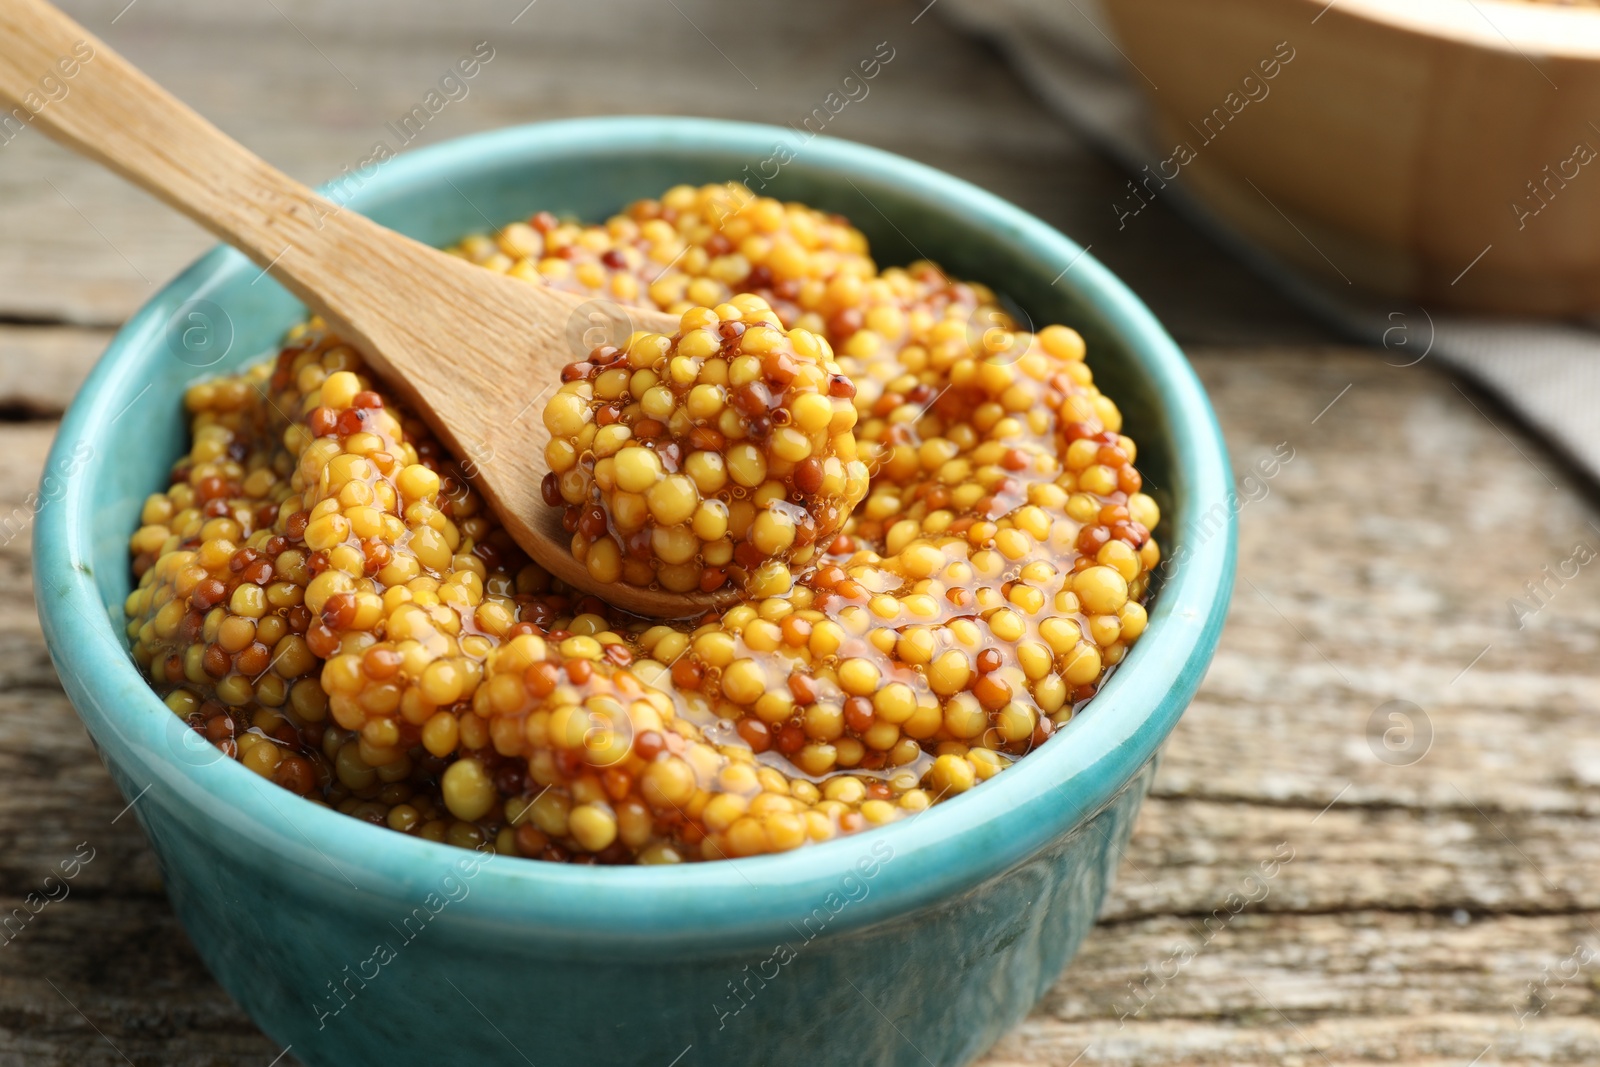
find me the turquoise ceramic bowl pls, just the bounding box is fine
[34,117,1233,1067]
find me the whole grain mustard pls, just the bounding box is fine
[126,183,1158,864]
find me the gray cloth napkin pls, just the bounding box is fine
[942,0,1600,482]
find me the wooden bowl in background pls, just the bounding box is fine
[1101,0,1600,314]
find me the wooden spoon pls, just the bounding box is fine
[0,0,734,618]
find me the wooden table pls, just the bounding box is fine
[3,2,1597,1064]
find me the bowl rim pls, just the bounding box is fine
[34,116,1235,950]
[1309,0,1600,58]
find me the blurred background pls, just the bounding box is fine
[4,1,1599,1064]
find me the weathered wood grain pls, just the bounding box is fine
[0,326,107,415]
[989,911,1600,1065]
[1159,349,1600,836]
[0,900,287,1067]
[1048,910,1600,1024]
[988,1017,1600,1067]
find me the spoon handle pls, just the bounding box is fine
[0,0,383,307]
[0,0,659,401]
[0,0,711,614]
